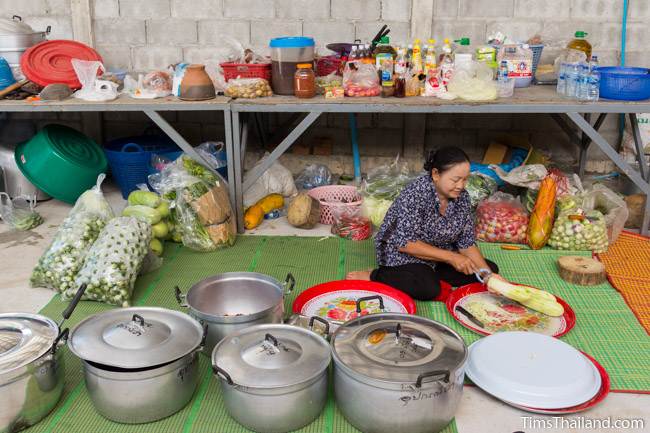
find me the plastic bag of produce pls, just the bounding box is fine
[475,192,529,243]
[30,175,113,292]
[224,78,273,98]
[331,206,372,241]
[343,62,380,97]
[66,217,151,306]
[493,164,548,190]
[0,193,43,231]
[466,173,498,210]
[548,209,608,252]
[149,155,236,251]
[527,176,557,250]
[581,184,629,244]
[295,164,332,190]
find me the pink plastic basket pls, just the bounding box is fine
[307,185,363,225]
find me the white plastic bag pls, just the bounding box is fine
[124,72,172,99]
[493,164,548,189]
[581,184,629,244]
[0,193,43,231]
[244,154,297,207]
[72,59,118,101]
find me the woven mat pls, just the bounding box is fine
[596,231,650,334]
[25,236,650,433]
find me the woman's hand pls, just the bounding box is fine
[447,252,480,275]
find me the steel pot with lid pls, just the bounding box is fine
[0,16,50,65]
[68,307,205,424]
[212,324,331,433]
[176,272,295,355]
[331,313,468,433]
[0,285,85,433]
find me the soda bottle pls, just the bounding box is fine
[394,47,408,77]
[588,55,600,102]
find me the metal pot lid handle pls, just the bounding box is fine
[174,286,188,307]
[213,365,234,385]
[415,370,451,388]
[200,323,208,349]
[45,25,51,34]
[283,273,296,294]
[265,333,279,347]
[131,314,146,327]
[356,295,384,313]
[308,316,330,335]
[12,15,22,21]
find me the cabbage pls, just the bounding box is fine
[362,196,393,227]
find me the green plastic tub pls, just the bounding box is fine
[15,125,107,204]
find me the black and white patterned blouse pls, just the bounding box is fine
[375,174,476,267]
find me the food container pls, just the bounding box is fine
[175,272,295,355]
[68,307,205,423]
[0,141,50,200]
[331,313,467,433]
[1,285,85,433]
[270,37,315,95]
[0,16,50,65]
[212,324,331,433]
[284,314,331,339]
[294,63,315,98]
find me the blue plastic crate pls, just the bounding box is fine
[598,66,650,101]
[104,135,181,198]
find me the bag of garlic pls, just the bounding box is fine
[547,208,608,253]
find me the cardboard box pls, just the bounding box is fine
[481,134,546,166]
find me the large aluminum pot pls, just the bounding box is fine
[176,272,295,355]
[1,285,85,433]
[83,353,199,424]
[331,313,468,433]
[0,16,49,65]
[68,307,205,424]
[212,324,331,433]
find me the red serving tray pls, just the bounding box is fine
[446,282,576,338]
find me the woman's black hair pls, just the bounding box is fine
[423,146,470,173]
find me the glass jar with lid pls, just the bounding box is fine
[294,63,316,98]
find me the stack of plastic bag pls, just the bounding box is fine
[30,175,114,293]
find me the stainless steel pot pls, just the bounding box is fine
[83,353,199,424]
[0,285,85,433]
[212,324,331,433]
[0,16,49,65]
[0,142,50,201]
[68,307,205,424]
[176,272,295,355]
[331,313,468,433]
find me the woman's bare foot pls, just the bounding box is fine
[346,270,372,280]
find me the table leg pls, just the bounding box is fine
[232,110,245,233]
[223,108,236,216]
[629,113,650,181]
[566,112,650,235]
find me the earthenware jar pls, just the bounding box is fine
[179,64,215,101]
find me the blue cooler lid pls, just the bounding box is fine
[270,37,315,48]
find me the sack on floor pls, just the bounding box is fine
[0,193,43,231]
[244,153,297,207]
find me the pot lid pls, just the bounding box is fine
[20,40,103,88]
[0,18,35,35]
[68,307,203,369]
[331,313,467,383]
[0,313,58,373]
[212,324,331,388]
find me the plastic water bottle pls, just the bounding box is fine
[565,62,579,98]
[588,55,600,102]
[498,60,509,83]
[556,62,567,95]
[577,61,589,101]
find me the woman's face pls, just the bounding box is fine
[431,162,470,199]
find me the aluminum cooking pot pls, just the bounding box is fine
[68,307,205,424]
[0,284,85,433]
[176,272,295,355]
[331,313,468,433]
[212,324,331,433]
[0,16,50,65]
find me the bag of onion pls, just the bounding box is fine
[475,192,529,244]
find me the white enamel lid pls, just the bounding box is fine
[466,332,601,409]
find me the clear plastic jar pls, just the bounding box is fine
[294,63,316,98]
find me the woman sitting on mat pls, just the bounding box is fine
[347,146,499,301]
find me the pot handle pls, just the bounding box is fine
[200,323,208,349]
[415,370,451,388]
[308,316,330,335]
[174,286,188,307]
[45,25,51,35]
[356,295,384,314]
[283,273,295,294]
[58,283,87,329]
[212,365,234,385]
[50,328,69,355]
[12,15,22,21]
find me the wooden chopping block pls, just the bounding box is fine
[557,256,607,286]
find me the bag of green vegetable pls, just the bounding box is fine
[580,184,629,244]
[149,155,236,251]
[0,193,43,231]
[30,175,114,293]
[548,209,608,253]
[466,173,497,210]
[65,216,152,306]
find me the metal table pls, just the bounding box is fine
[0,95,237,210]
[230,86,650,235]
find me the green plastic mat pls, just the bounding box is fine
[25,236,650,433]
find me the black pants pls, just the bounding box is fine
[370,260,500,301]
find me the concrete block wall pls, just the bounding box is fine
[4,0,650,175]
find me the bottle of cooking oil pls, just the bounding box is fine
[424,39,437,75]
[412,39,423,74]
[567,31,592,60]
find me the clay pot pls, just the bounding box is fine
[179,64,215,101]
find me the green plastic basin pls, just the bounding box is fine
[15,125,107,204]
